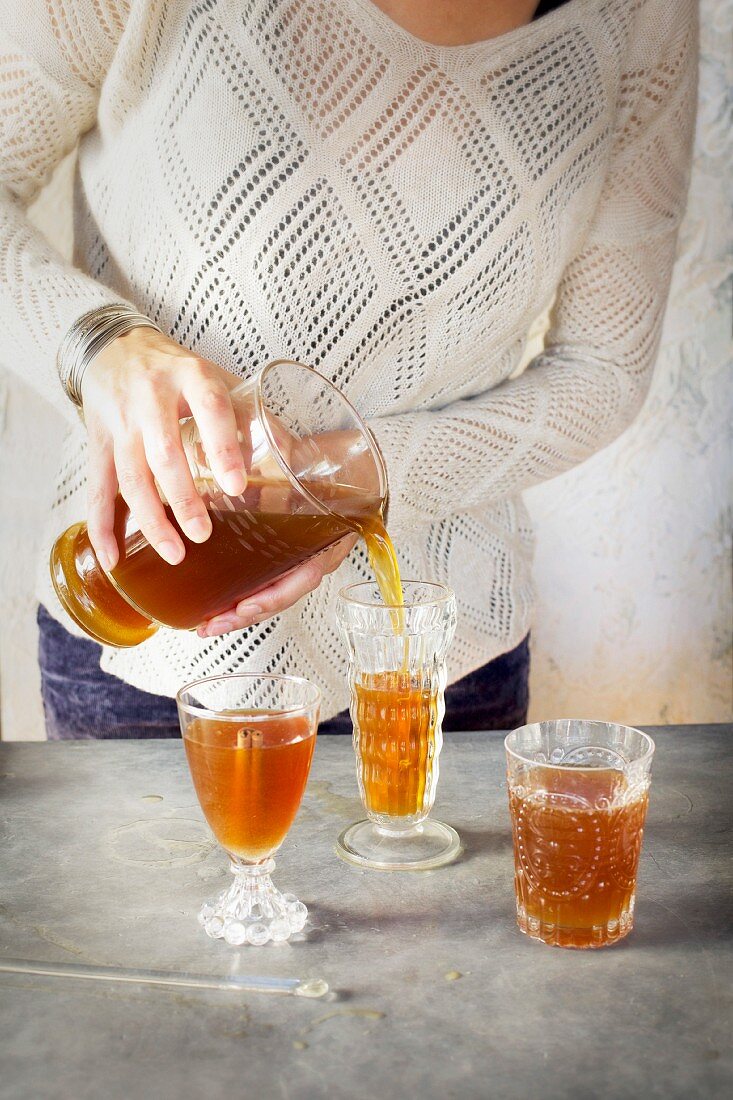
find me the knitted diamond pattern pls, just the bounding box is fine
[0,0,697,714]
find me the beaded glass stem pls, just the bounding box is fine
[177,674,320,946]
[336,581,459,871]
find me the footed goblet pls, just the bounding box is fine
[177,674,320,946]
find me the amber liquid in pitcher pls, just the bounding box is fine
[509,765,649,948]
[183,714,316,862]
[52,478,394,648]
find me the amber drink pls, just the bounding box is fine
[354,672,438,818]
[184,713,316,863]
[505,720,654,948]
[177,674,320,947]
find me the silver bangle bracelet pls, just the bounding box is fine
[58,305,163,407]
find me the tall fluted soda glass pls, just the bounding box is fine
[336,581,459,871]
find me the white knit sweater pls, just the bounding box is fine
[0,0,697,716]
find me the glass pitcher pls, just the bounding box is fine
[50,360,388,647]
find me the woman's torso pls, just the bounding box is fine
[44,0,634,709]
[74,0,618,419]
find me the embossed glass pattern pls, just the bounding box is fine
[505,720,654,949]
[336,581,460,870]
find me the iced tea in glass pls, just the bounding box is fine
[505,720,654,948]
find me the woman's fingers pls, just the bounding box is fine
[319,534,359,573]
[183,371,246,498]
[114,434,185,565]
[197,535,359,638]
[199,557,326,637]
[141,407,212,544]
[86,425,120,572]
[81,332,254,565]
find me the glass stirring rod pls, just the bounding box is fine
[0,958,328,998]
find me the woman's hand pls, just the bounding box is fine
[81,327,358,637]
[82,327,247,571]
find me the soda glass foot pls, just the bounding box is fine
[176,674,320,945]
[336,581,459,871]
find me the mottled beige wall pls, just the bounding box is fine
[0,156,72,741]
[0,2,730,739]
[526,0,732,726]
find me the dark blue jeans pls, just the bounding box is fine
[37,605,529,740]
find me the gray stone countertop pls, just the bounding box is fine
[0,726,731,1100]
